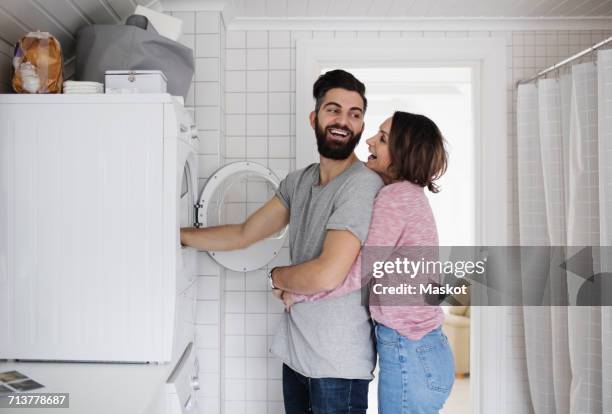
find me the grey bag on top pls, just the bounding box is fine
[75,23,194,99]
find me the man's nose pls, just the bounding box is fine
[335,112,349,127]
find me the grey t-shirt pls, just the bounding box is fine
[270,161,384,379]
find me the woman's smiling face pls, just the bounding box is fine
[365,117,394,183]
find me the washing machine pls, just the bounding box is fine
[0,93,198,366]
[0,93,288,414]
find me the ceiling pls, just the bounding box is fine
[227,0,612,18]
[0,0,610,59]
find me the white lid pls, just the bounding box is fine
[105,70,168,81]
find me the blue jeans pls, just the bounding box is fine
[282,364,370,413]
[375,323,455,414]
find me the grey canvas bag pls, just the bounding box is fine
[75,23,194,99]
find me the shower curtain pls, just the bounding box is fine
[516,49,612,414]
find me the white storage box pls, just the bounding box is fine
[105,70,168,94]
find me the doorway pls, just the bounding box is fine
[343,66,475,246]
[296,37,509,414]
[334,65,474,413]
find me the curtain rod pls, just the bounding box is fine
[517,35,612,86]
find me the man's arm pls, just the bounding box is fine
[271,229,361,295]
[180,196,289,251]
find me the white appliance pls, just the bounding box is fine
[0,341,199,414]
[0,93,198,365]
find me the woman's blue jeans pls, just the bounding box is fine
[375,323,455,414]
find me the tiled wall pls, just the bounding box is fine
[168,10,226,413]
[223,30,294,179]
[218,27,295,414]
[224,28,612,247]
[162,10,612,412]
[0,41,12,93]
[220,27,612,413]
[170,10,290,414]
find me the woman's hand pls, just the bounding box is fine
[282,291,295,312]
[271,289,295,312]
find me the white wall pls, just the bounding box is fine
[158,10,612,412]
[221,27,612,414]
[168,10,289,414]
[167,10,227,413]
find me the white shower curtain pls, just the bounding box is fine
[598,49,612,414]
[516,49,612,414]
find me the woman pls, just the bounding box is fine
[284,111,454,414]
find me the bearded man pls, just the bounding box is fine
[181,70,383,413]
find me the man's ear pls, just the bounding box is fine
[309,111,316,129]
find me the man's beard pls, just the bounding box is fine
[314,115,363,160]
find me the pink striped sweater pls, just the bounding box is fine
[290,181,444,341]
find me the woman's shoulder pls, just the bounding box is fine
[378,181,426,200]
[371,183,425,220]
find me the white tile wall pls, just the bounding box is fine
[165,10,612,412]
[171,9,226,412]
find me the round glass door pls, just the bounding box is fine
[197,162,288,272]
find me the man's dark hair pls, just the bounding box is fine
[312,70,367,113]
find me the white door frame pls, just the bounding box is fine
[296,37,509,414]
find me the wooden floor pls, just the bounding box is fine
[441,377,471,414]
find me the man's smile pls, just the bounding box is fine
[326,127,352,142]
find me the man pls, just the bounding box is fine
[181,70,383,413]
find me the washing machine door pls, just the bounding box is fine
[180,158,197,229]
[197,161,288,272]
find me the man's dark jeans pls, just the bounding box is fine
[282,364,370,414]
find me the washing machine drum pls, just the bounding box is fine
[197,161,288,272]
